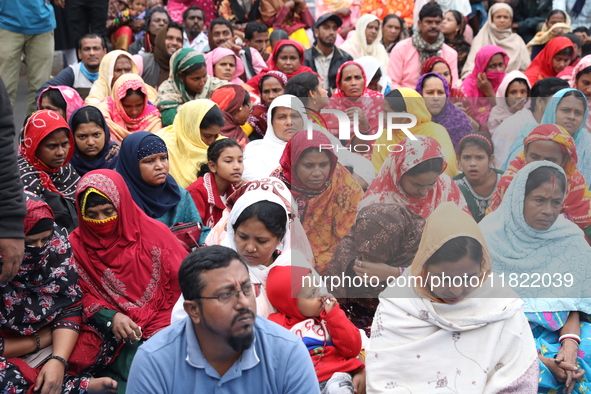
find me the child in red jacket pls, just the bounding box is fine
[266,266,364,393]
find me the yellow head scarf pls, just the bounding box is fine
[371,88,458,177]
[409,202,492,301]
[156,99,225,188]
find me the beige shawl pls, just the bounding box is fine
[340,14,390,70]
[367,202,539,393]
[461,4,531,79]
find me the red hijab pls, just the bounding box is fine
[210,84,249,147]
[525,37,574,85]
[421,56,465,98]
[20,110,76,195]
[266,265,312,329]
[277,130,338,200]
[488,124,591,233]
[324,61,383,145]
[246,40,315,94]
[69,169,187,338]
[22,110,74,175]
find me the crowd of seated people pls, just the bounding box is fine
[3,0,591,392]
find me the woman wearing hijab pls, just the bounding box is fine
[157,99,226,188]
[246,40,315,94]
[284,71,376,190]
[487,70,531,133]
[18,110,80,233]
[368,202,539,394]
[480,161,591,394]
[203,177,314,263]
[527,10,571,58]
[209,85,252,148]
[488,124,591,238]
[69,106,120,176]
[205,47,246,85]
[172,187,308,322]
[371,89,458,176]
[461,45,508,132]
[271,130,363,275]
[247,70,288,140]
[0,192,121,393]
[340,14,389,69]
[505,88,591,184]
[37,86,85,121]
[85,50,158,106]
[156,48,228,127]
[326,203,425,331]
[462,3,530,78]
[96,74,162,141]
[415,72,473,149]
[242,94,306,181]
[525,36,574,85]
[323,61,383,159]
[116,132,207,241]
[493,77,570,169]
[70,169,187,392]
[569,55,591,130]
[363,135,468,217]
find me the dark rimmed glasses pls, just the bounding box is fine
[195,283,262,304]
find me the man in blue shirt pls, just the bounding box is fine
[127,245,321,394]
[0,0,56,115]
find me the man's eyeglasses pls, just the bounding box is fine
[196,283,262,304]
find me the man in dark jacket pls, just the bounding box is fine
[304,14,353,96]
[0,77,25,283]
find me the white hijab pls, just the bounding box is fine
[242,95,307,181]
[354,55,392,95]
[221,189,291,253]
[341,14,390,69]
[172,189,295,322]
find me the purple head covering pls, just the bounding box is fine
[416,72,473,150]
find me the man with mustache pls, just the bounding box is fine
[182,6,208,53]
[37,34,107,101]
[388,2,459,89]
[126,246,320,394]
[304,14,354,95]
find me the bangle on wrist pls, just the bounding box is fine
[559,333,581,345]
[48,355,68,371]
[33,332,41,352]
[561,338,580,348]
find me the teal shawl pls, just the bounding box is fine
[479,160,591,314]
[503,88,591,186]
